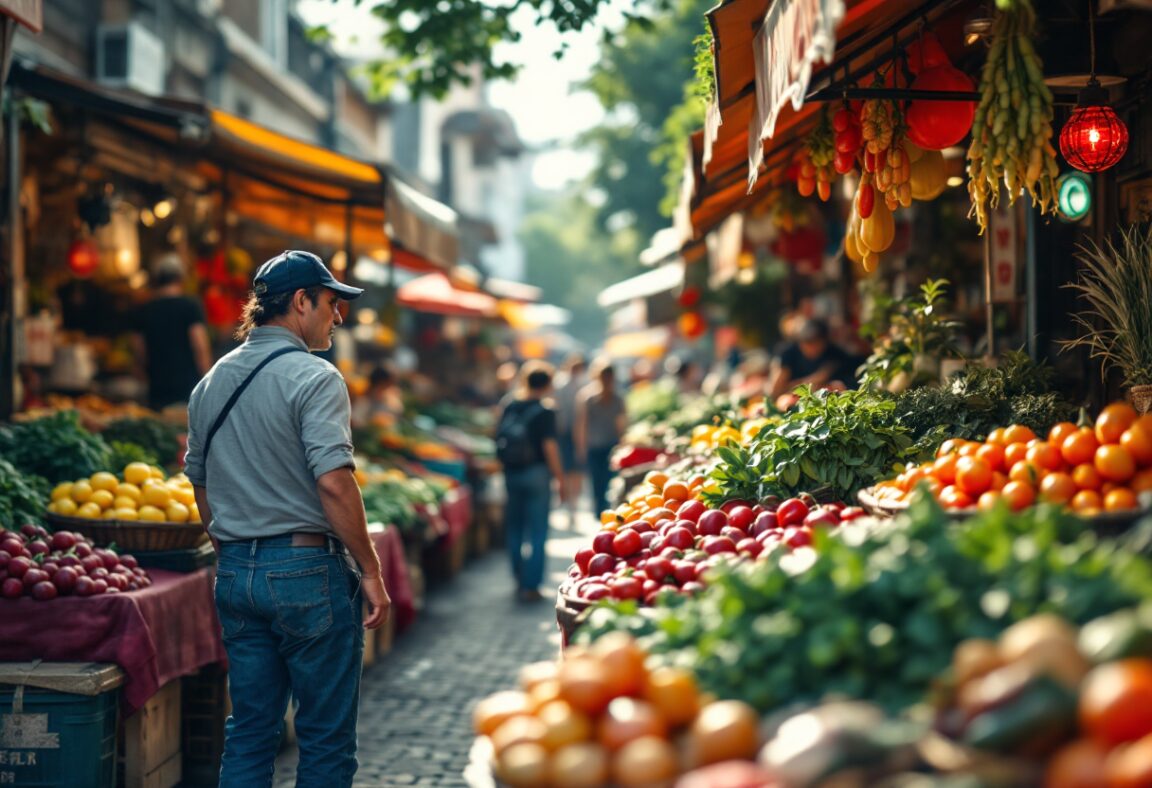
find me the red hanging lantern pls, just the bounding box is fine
[67,238,100,277]
[1057,3,1129,174]
[1059,82,1128,173]
[678,311,707,340]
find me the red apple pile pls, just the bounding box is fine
[562,495,865,606]
[0,524,151,601]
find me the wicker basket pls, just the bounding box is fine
[857,486,1150,535]
[46,513,208,551]
[555,587,595,648]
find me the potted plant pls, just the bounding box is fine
[1063,224,1152,413]
[858,278,964,393]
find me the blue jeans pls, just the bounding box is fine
[503,464,552,591]
[214,536,365,787]
[587,446,615,516]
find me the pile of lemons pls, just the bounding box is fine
[46,462,201,524]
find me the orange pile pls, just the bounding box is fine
[472,633,762,787]
[875,403,1152,515]
[598,470,712,529]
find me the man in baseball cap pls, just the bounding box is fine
[252,249,363,300]
[185,250,389,785]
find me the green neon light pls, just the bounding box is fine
[1057,172,1092,221]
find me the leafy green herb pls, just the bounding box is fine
[0,411,111,484]
[709,387,915,503]
[102,418,182,470]
[0,457,48,526]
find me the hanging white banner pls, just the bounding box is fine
[749,0,846,187]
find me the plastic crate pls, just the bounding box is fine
[0,662,122,788]
[420,458,467,481]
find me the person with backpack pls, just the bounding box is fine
[496,361,565,602]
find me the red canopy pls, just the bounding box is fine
[396,272,499,318]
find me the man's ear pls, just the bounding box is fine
[291,289,309,314]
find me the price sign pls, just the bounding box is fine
[989,203,1018,303]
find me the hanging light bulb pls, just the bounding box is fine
[1058,0,1128,173]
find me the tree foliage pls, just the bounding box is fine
[518,189,644,346]
[579,0,712,239]
[337,0,673,99]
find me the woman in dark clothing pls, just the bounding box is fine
[496,361,565,602]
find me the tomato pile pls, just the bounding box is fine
[0,524,150,600]
[563,471,864,605]
[473,633,765,787]
[873,403,1152,515]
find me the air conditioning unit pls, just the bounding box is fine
[95,23,165,96]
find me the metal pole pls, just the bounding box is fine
[1025,205,1038,360]
[1,96,19,418]
[983,226,995,362]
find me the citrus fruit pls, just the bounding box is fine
[77,502,102,519]
[113,496,138,511]
[115,483,142,502]
[89,471,118,492]
[124,462,152,486]
[189,504,201,523]
[138,505,167,522]
[165,502,190,523]
[1097,403,1139,445]
[54,498,78,516]
[50,482,73,501]
[89,489,115,510]
[1080,659,1152,746]
[70,480,93,503]
[141,481,172,508]
[116,507,140,521]
[1097,445,1137,483]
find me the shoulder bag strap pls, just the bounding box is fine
[201,346,306,459]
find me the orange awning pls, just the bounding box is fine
[396,272,500,319]
[680,0,975,241]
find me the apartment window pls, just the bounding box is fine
[261,0,287,67]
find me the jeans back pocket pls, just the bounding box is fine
[266,565,333,638]
[213,569,246,638]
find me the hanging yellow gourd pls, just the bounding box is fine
[910,149,948,201]
[860,199,895,253]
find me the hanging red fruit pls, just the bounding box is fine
[905,32,950,75]
[678,311,707,340]
[67,238,100,277]
[905,65,976,150]
[677,286,701,308]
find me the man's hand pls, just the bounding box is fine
[361,574,392,630]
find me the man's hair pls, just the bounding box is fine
[521,360,554,392]
[151,254,185,288]
[234,285,326,340]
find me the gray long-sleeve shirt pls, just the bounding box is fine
[184,326,355,541]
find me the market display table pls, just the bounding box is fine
[0,568,226,715]
[441,485,473,548]
[368,523,416,633]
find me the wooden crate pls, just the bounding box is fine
[362,600,378,668]
[123,679,182,788]
[180,664,227,787]
[376,610,396,657]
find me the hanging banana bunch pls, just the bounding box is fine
[967,0,1058,233]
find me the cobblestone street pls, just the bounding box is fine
[273,508,596,787]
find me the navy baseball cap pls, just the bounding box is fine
[253,250,364,300]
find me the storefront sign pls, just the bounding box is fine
[0,0,42,32]
[989,203,1018,303]
[749,0,846,182]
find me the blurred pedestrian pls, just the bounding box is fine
[185,250,390,787]
[576,359,627,516]
[496,361,565,602]
[351,364,404,429]
[767,317,857,399]
[553,354,588,527]
[132,253,212,410]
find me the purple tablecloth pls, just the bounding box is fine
[0,568,226,714]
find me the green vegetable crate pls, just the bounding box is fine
[0,662,123,787]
